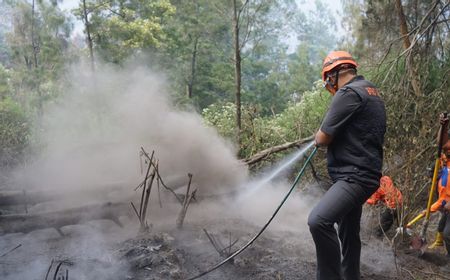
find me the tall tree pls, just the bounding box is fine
[74,0,175,64]
[0,1,12,66]
[231,0,242,144]
[221,0,283,148]
[81,0,95,71]
[6,0,72,112]
[284,0,338,98]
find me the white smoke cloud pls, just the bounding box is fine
[15,61,248,197]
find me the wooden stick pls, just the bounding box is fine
[53,262,63,280]
[184,174,193,205]
[140,161,157,231]
[202,229,238,258]
[176,174,194,229]
[156,168,162,208]
[243,135,314,165]
[0,244,21,257]
[138,150,154,217]
[130,202,140,220]
[44,259,54,280]
[203,229,223,254]
[138,182,146,220]
[140,148,183,204]
[156,171,183,204]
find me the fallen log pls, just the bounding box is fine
[0,202,130,235]
[0,175,187,208]
[243,135,314,165]
[0,182,126,207]
[0,190,59,207]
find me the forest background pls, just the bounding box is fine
[0,0,449,220]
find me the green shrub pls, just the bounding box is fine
[0,98,29,167]
[202,81,331,158]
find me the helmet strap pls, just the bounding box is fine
[334,69,340,91]
[326,69,340,93]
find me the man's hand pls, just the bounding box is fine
[315,129,333,147]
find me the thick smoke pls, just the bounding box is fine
[15,62,248,197]
[1,61,397,279]
[1,61,249,279]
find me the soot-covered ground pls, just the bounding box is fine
[1,192,449,280]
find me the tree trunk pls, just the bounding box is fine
[187,36,198,99]
[30,0,43,114]
[232,0,242,147]
[82,0,95,71]
[31,0,38,69]
[395,0,421,97]
[396,0,411,50]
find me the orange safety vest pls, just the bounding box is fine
[430,157,450,212]
[366,176,403,209]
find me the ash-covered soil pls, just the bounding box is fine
[1,191,449,280]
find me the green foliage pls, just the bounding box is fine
[76,0,176,63]
[0,98,29,167]
[203,81,331,158]
[341,0,450,218]
[283,44,326,100]
[202,102,236,140]
[163,0,235,108]
[0,64,10,99]
[5,0,72,113]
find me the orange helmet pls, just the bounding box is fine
[321,51,357,82]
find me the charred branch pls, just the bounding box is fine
[130,202,140,220]
[203,229,238,260]
[243,135,314,165]
[176,174,196,229]
[45,260,54,280]
[138,150,154,217]
[139,148,183,204]
[140,162,157,232]
[0,244,21,258]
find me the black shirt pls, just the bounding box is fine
[321,76,386,187]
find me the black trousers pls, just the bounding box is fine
[441,212,450,254]
[438,212,446,232]
[308,179,374,280]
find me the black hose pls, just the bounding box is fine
[186,145,318,280]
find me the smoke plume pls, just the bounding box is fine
[15,62,248,197]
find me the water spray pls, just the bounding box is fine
[237,141,315,202]
[186,142,317,280]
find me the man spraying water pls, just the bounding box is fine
[308,51,387,280]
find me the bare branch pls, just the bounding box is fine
[243,135,314,165]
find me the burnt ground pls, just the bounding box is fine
[1,191,450,280]
[116,219,449,280]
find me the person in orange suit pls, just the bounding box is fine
[427,113,450,251]
[366,175,402,236]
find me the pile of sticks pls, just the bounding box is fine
[132,148,197,231]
